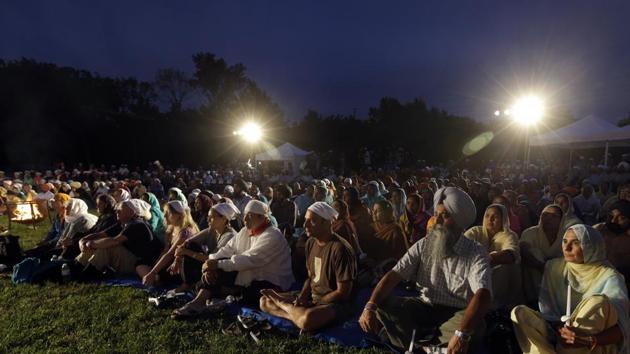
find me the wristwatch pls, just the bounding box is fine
[455,330,472,342]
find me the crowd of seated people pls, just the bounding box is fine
[2,158,630,353]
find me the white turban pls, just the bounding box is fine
[244,200,269,217]
[212,202,240,220]
[211,193,222,203]
[120,199,152,221]
[433,187,476,230]
[307,202,339,221]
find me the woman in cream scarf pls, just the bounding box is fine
[465,203,521,308]
[512,224,629,354]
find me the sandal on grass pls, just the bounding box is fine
[237,315,258,330]
[171,302,208,319]
[222,321,245,336]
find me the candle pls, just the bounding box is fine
[566,284,571,316]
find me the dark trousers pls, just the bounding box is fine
[24,242,58,260]
[376,296,485,350]
[197,268,280,307]
[181,243,204,285]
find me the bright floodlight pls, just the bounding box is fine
[236,122,262,143]
[511,95,544,126]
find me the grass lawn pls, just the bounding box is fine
[0,217,386,353]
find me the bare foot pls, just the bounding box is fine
[260,289,293,304]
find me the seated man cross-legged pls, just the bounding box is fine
[75,199,162,278]
[260,202,357,332]
[359,187,492,354]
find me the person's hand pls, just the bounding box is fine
[61,237,73,247]
[167,261,180,275]
[79,239,87,252]
[293,292,312,307]
[142,272,157,286]
[358,309,380,334]
[202,259,218,273]
[447,334,469,354]
[174,245,188,258]
[558,326,587,348]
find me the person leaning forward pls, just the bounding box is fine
[359,187,492,354]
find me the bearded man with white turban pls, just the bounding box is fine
[75,199,162,279]
[172,200,294,318]
[359,187,492,354]
[259,202,357,331]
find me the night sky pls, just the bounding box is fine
[2,1,629,122]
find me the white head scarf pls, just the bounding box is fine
[65,198,97,224]
[212,201,241,220]
[120,199,152,221]
[244,200,270,217]
[433,187,477,230]
[167,200,188,214]
[119,189,131,202]
[307,202,339,221]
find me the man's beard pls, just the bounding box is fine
[606,221,630,235]
[425,224,460,265]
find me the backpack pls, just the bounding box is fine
[0,235,24,267]
[12,257,65,284]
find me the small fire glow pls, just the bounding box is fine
[11,203,44,222]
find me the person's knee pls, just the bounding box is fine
[259,296,270,312]
[511,305,533,323]
[296,310,316,331]
[296,308,334,332]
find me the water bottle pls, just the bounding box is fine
[61,263,71,283]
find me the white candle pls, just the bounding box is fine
[565,283,571,322]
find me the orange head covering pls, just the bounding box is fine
[54,193,71,204]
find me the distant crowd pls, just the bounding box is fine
[1,156,630,353]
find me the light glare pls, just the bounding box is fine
[511,96,544,126]
[235,122,262,143]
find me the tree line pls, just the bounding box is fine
[0,54,576,170]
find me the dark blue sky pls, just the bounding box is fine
[2,1,629,122]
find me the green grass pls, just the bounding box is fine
[0,217,385,353]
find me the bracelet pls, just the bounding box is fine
[364,302,378,312]
[455,330,472,342]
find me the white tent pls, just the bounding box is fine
[529,115,630,166]
[255,142,311,175]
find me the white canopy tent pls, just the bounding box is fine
[255,142,311,175]
[529,115,630,166]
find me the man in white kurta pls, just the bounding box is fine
[173,200,294,318]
